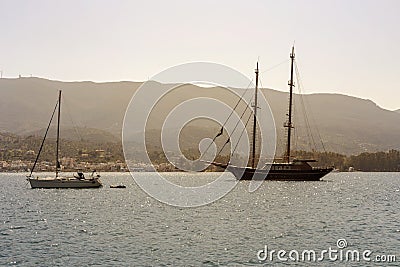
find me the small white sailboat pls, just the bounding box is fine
[27,90,102,188]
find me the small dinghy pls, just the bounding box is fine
[110,185,126,189]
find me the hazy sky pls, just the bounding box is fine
[1,0,399,110]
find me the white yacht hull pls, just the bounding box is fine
[28,177,102,188]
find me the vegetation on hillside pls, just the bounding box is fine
[293,150,400,171]
[1,132,399,172]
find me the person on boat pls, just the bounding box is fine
[76,172,85,179]
[91,170,100,178]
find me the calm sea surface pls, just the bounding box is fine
[0,172,399,266]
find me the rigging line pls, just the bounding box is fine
[293,126,297,152]
[28,100,58,177]
[294,62,317,151]
[296,64,324,152]
[219,110,253,158]
[255,75,266,153]
[230,109,254,158]
[293,88,313,152]
[199,79,254,160]
[295,62,326,152]
[221,79,254,126]
[214,94,254,157]
[63,98,83,142]
[260,59,290,74]
[209,93,253,159]
[299,82,317,151]
[291,89,300,153]
[291,87,297,150]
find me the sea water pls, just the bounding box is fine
[0,172,399,266]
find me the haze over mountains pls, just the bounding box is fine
[0,77,399,155]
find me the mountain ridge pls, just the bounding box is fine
[1,77,399,155]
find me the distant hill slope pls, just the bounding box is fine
[265,90,400,154]
[0,77,140,135]
[1,77,399,155]
[24,127,119,143]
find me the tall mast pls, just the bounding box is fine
[55,90,61,178]
[285,46,295,163]
[251,62,259,168]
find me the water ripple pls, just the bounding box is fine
[0,172,398,266]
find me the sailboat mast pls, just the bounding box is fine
[55,90,61,178]
[285,46,295,163]
[251,62,259,168]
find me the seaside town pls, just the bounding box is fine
[0,131,227,173]
[0,147,212,173]
[0,147,162,172]
[2,148,127,172]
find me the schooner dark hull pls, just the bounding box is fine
[227,165,333,181]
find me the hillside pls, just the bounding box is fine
[0,77,140,135]
[1,77,399,155]
[24,127,119,143]
[265,90,400,154]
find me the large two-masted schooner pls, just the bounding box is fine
[211,46,333,181]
